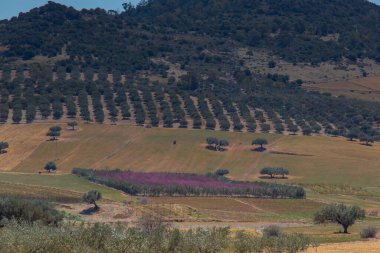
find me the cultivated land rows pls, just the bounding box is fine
[0,72,332,136]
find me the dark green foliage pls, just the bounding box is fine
[128,0,380,64]
[66,95,77,118]
[91,88,104,123]
[268,60,276,68]
[83,190,102,210]
[263,225,282,237]
[0,88,9,123]
[234,230,316,253]
[129,86,145,125]
[197,96,216,130]
[206,137,229,151]
[252,138,268,148]
[215,169,229,177]
[260,167,289,179]
[114,85,131,119]
[314,204,365,233]
[47,126,61,140]
[180,91,201,129]
[359,135,374,146]
[72,168,306,199]
[347,129,360,141]
[0,222,231,253]
[103,84,119,120]
[78,89,90,122]
[0,220,316,253]
[141,88,159,127]
[0,141,9,154]
[44,161,57,172]
[360,226,378,239]
[0,1,379,140]
[0,197,63,225]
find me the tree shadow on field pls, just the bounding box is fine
[251,147,267,152]
[258,176,288,180]
[80,206,100,215]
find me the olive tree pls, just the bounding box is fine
[67,121,78,130]
[215,169,230,177]
[0,141,9,154]
[44,161,57,173]
[314,204,365,233]
[83,190,102,210]
[252,138,268,152]
[47,126,61,141]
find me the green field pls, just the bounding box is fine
[0,173,127,201]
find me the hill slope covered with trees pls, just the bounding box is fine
[0,0,380,140]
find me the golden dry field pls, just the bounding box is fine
[1,123,380,187]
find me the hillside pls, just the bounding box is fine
[0,1,380,140]
[1,1,380,251]
[2,0,380,68]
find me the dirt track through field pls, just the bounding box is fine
[233,199,264,212]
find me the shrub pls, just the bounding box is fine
[83,190,102,210]
[360,226,378,239]
[0,141,9,154]
[263,225,282,237]
[215,169,230,177]
[0,197,63,225]
[44,161,57,172]
[234,231,316,253]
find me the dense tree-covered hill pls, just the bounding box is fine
[1,0,380,70]
[0,0,380,140]
[126,0,380,63]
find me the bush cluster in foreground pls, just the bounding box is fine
[72,168,306,199]
[0,197,63,225]
[0,220,317,253]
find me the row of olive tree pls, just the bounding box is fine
[260,167,289,178]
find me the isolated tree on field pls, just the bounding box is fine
[215,169,230,177]
[0,141,9,154]
[67,121,78,130]
[206,137,218,150]
[276,168,289,178]
[83,190,102,210]
[218,139,229,151]
[314,204,365,234]
[47,126,62,141]
[44,161,57,173]
[252,138,268,149]
[260,167,276,178]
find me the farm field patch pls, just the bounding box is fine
[304,76,380,102]
[1,124,379,187]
